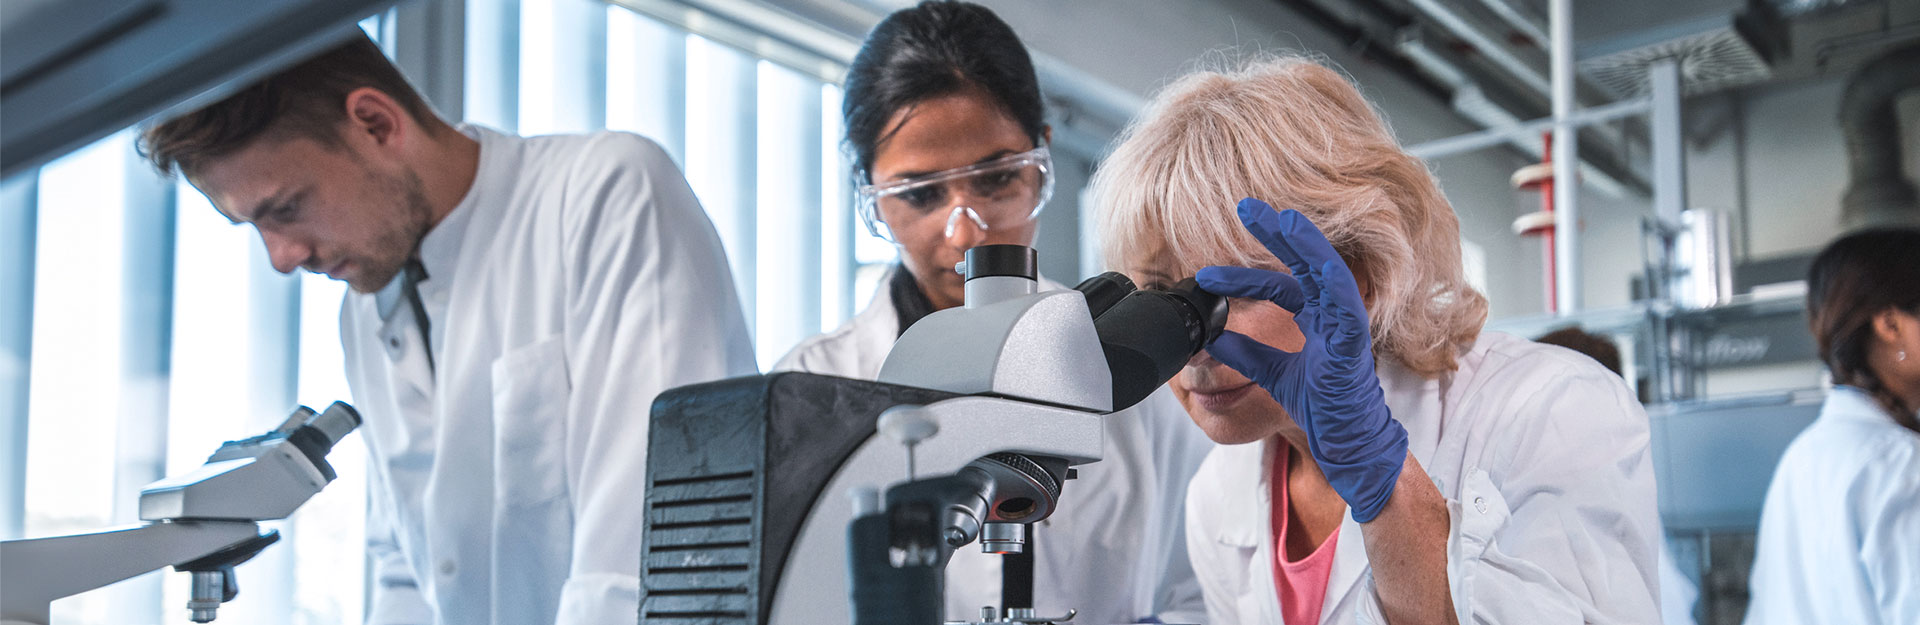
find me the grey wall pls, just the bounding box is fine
[1569,72,1920,318]
[1687,77,1920,263]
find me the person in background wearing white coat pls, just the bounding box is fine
[139,33,756,624]
[1091,56,1662,624]
[1744,227,1920,625]
[1532,327,1703,625]
[773,2,1213,622]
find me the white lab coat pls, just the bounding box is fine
[344,126,757,625]
[1743,386,1920,625]
[774,268,1215,624]
[1184,332,1662,624]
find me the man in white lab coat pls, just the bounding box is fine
[140,33,756,624]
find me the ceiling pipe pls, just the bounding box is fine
[1273,0,1650,199]
[1473,0,1549,48]
[1402,0,1551,94]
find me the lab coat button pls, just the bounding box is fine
[1473,497,1487,514]
[438,560,456,576]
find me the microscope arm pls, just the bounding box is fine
[0,521,264,625]
[0,402,359,625]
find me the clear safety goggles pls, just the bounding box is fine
[857,146,1055,242]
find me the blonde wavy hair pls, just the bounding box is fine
[1093,54,1487,377]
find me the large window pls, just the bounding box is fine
[1,1,880,622]
[11,129,363,625]
[499,0,878,367]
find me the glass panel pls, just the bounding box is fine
[465,0,521,131]
[519,0,607,135]
[163,180,293,624]
[684,35,757,329]
[819,84,852,330]
[606,6,686,163]
[754,62,822,369]
[25,130,130,625]
[290,274,364,624]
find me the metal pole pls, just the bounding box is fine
[0,173,36,541]
[1650,59,1686,227]
[1550,0,1581,315]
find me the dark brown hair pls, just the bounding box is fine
[138,32,437,177]
[842,1,1045,184]
[1536,326,1623,377]
[1807,227,1920,432]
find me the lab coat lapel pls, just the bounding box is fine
[375,291,437,404]
[1212,441,1270,549]
[1319,513,1370,621]
[846,273,902,379]
[1207,442,1282,622]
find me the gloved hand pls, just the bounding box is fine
[1195,198,1409,523]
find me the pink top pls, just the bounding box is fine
[1269,444,1342,625]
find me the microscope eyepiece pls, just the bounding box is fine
[1071,272,1135,318]
[961,245,1038,281]
[1076,272,1231,411]
[306,402,362,451]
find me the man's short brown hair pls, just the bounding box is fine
[139,32,437,177]
[1536,326,1624,377]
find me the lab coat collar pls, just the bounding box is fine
[371,125,506,322]
[414,124,502,296]
[1824,385,1908,425]
[863,266,905,337]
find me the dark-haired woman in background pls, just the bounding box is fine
[772,1,1212,622]
[1745,227,1920,625]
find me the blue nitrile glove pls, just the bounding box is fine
[1195,198,1409,523]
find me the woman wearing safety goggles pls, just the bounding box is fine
[772,2,1213,623]
[854,138,1054,310]
[858,144,1054,256]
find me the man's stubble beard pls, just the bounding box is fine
[349,168,436,293]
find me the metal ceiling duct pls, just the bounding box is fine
[1838,42,1920,228]
[1578,19,1775,97]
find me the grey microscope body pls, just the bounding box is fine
[1,402,361,625]
[639,245,1224,625]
